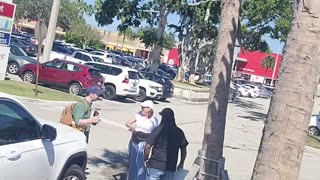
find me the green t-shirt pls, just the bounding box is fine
[72,99,92,126]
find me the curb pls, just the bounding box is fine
[15,95,78,104]
[305,146,320,155]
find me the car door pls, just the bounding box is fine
[41,60,64,84]
[54,62,81,87]
[0,99,53,180]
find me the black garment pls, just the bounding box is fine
[131,131,150,144]
[146,125,188,172]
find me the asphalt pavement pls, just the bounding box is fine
[14,94,320,180]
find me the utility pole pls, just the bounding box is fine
[42,0,61,62]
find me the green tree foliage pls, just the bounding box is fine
[66,19,101,49]
[13,0,90,31]
[241,0,294,51]
[261,55,275,80]
[135,27,176,50]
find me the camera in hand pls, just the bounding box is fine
[92,110,100,125]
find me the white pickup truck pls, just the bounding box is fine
[63,51,105,64]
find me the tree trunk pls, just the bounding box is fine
[264,67,268,84]
[150,3,170,73]
[201,0,240,179]
[251,1,320,180]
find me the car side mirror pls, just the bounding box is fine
[41,124,57,142]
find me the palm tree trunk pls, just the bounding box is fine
[201,0,241,179]
[264,68,268,84]
[251,1,320,179]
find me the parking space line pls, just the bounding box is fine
[100,118,128,130]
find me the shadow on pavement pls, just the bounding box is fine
[88,149,128,179]
[238,111,267,122]
[234,98,264,110]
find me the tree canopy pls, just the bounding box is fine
[241,0,294,51]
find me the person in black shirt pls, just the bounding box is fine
[144,108,188,180]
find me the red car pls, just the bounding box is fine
[19,59,105,96]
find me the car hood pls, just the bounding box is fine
[20,56,38,64]
[39,119,87,145]
[140,79,162,87]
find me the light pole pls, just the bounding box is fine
[42,0,61,62]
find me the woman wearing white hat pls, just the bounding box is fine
[126,100,159,180]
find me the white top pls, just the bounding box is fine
[134,112,159,133]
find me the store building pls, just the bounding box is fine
[234,50,283,85]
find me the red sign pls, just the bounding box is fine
[0,2,15,19]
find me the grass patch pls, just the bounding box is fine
[306,135,320,149]
[172,81,210,91]
[0,80,81,101]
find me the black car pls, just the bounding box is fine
[113,56,132,67]
[52,44,73,55]
[159,63,177,80]
[140,71,174,100]
[141,67,172,79]
[10,37,37,56]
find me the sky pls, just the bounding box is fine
[84,0,283,53]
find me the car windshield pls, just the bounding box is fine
[10,45,28,56]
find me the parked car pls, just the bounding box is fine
[65,51,105,64]
[90,51,113,63]
[113,56,132,67]
[158,63,177,80]
[10,37,37,56]
[52,44,73,55]
[140,72,174,101]
[85,62,140,100]
[141,67,171,79]
[309,114,320,136]
[0,92,88,180]
[134,72,163,102]
[19,59,105,96]
[235,84,250,97]
[242,84,259,98]
[7,44,37,74]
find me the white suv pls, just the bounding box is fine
[65,51,105,64]
[85,62,140,100]
[0,93,88,180]
[134,72,163,102]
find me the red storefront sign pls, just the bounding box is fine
[0,2,15,19]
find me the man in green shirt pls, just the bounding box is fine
[72,85,102,143]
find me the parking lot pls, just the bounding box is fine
[13,88,320,180]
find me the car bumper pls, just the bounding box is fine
[162,91,173,99]
[147,90,163,99]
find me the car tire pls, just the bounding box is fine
[135,88,147,102]
[61,165,86,180]
[308,126,320,136]
[160,97,167,101]
[23,71,35,84]
[103,85,116,100]
[68,83,82,96]
[7,62,19,74]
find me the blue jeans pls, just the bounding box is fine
[146,168,165,180]
[146,168,175,180]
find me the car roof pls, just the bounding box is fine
[0,92,18,100]
[51,59,94,69]
[85,62,138,72]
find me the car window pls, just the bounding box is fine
[94,64,110,74]
[88,69,103,78]
[92,56,104,62]
[45,61,64,69]
[0,100,41,146]
[74,52,83,59]
[64,63,81,72]
[138,72,145,79]
[110,67,122,75]
[83,55,92,62]
[10,45,27,56]
[128,71,139,80]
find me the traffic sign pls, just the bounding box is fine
[0,31,10,45]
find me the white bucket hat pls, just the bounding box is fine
[140,100,154,110]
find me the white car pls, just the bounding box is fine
[243,85,259,98]
[309,115,320,136]
[85,62,140,100]
[236,84,250,97]
[134,72,163,102]
[0,93,88,180]
[90,51,114,64]
[64,51,105,64]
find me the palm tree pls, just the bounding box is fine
[201,0,241,179]
[260,55,275,84]
[251,1,320,179]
